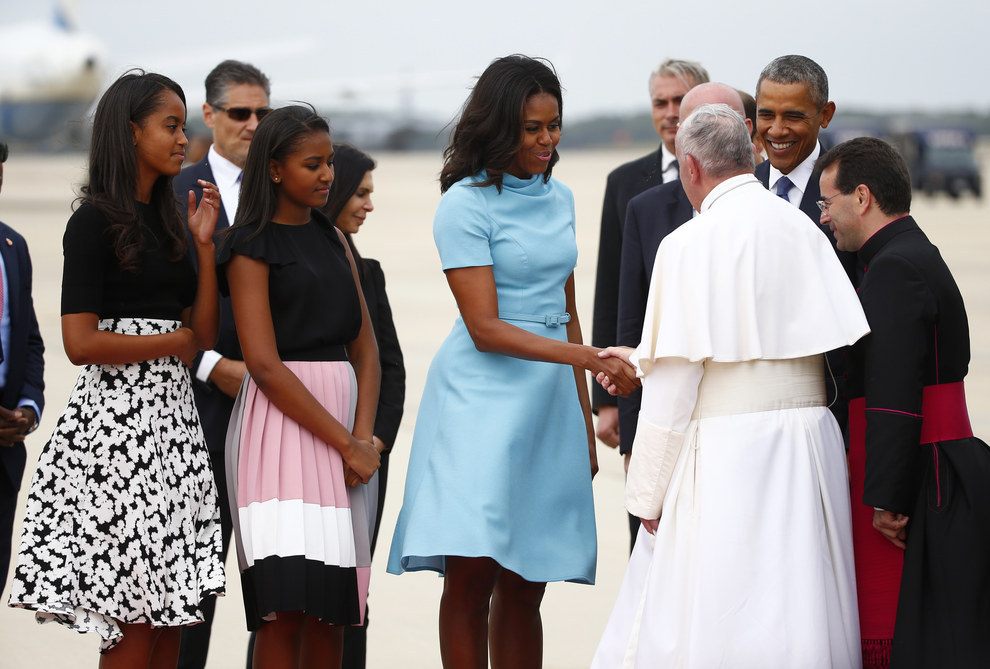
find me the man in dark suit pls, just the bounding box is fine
[615,84,750,549]
[173,60,270,669]
[0,141,45,597]
[754,55,857,274]
[754,55,857,433]
[591,58,709,451]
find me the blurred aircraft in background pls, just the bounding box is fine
[0,1,106,143]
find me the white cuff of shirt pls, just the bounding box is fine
[624,420,686,520]
[196,350,223,384]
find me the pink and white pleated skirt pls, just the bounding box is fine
[225,360,372,629]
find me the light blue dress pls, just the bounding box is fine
[387,171,596,584]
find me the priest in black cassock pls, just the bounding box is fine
[817,136,990,669]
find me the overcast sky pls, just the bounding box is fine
[4,0,989,122]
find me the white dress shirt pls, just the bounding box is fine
[767,142,821,207]
[207,145,243,225]
[194,146,243,384]
[660,143,679,183]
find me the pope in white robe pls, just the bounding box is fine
[592,104,869,669]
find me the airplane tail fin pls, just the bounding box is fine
[54,0,79,32]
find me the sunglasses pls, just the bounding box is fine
[212,105,272,122]
[0,143,7,163]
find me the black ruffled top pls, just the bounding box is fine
[217,210,362,361]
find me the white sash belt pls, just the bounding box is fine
[692,356,825,420]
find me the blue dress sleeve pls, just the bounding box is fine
[433,184,493,270]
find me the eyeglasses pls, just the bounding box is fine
[816,193,841,212]
[211,104,272,122]
[0,143,8,163]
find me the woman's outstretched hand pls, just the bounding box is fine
[186,180,220,246]
[595,346,640,396]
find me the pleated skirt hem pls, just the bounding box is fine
[227,360,373,627]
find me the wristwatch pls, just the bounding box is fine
[22,409,39,435]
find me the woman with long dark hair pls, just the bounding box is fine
[219,106,380,668]
[386,55,638,668]
[321,143,405,669]
[8,71,224,666]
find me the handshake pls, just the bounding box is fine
[593,346,640,397]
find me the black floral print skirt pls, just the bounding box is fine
[8,318,225,652]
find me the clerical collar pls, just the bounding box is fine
[858,215,916,264]
[700,173,760,212]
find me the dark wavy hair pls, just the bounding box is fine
[80,70,188,272]
[227,105,330,239]
[439,55,562,194]
[321,143,376,284]
[323,143,376,223]
[816,136,912,215]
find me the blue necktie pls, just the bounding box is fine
[775,176,793,202]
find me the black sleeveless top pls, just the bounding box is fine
[217,211,362,361]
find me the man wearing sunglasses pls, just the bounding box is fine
[0,141,46,601]
[173,59,271,669]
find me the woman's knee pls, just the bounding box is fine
[494,570,546,609]
[442,556,501,608]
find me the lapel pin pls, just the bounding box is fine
[5,238,12,246]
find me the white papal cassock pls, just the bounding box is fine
[593,174,869,668]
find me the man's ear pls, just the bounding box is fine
[854,183,872,213]
[203,102,215,129]
[819,101,836,129]
[685,153,701,184]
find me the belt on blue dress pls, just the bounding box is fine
[498,311,571,327]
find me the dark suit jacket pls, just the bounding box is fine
[755,159,823,227]
[591,148,664,409]
[755,159,859,282]
[615,181,693,454]
[0,220,45,492]
[359,258,405,450]
[755,159,857,432]
[173,156,241,453]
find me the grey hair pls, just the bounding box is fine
[648,58,710,92]
[677,103,755,178]
[205,59,271,106]
[756,55,829,110]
